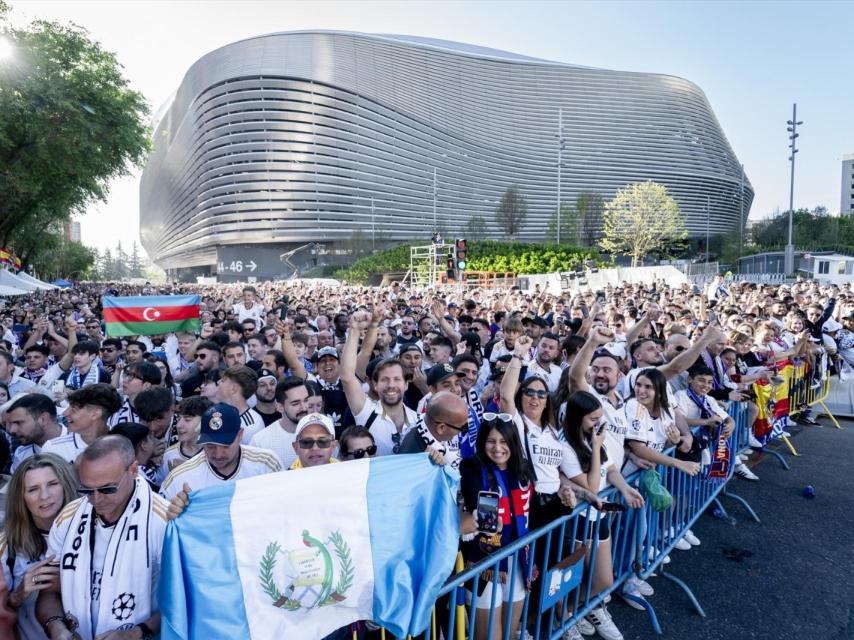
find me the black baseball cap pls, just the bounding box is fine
[398,344,423,356]
[426,363,463,387]
[313,346,340,362]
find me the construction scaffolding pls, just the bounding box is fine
[409,243,453,287]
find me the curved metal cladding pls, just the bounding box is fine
[140,31,753,270]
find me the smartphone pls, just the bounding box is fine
[476,491,500,534]
[52,380,65,396]
[595,420,606,436]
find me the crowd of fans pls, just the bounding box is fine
[0,274,846,640]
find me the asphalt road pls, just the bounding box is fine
[610,415,854,640]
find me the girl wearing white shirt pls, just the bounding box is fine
[562,391,644,640]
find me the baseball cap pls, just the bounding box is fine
[197,403,242,446]
[426,363,463,387]
[523,316,549,329]
[257,368,278,382]
[295,413,335,439]
[313,346,340,362]
[398,344,422,356]
[823,318,842,332]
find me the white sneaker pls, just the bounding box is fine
[674,537,692,551]
[562,627,583,640]
[576,617,596,636]
[516,630,534,640]
[625,575,654,596]
[586,606,623,640]
[621,579,647,611]
[683,529,701,546]
[748,434,763,448]
[735,463,759,481]
[662,554,671,565]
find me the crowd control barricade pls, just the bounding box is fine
[373,401,761,639]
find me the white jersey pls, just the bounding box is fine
[239,408,266,443]
[513,413,574,495]
[11,425,68,473]
[159,442,199,479]
[232,302,266,327]
[160,445,281,500]
[588,387,629,472]
[249,422,299,470]
[41,432,88,465]
[622,398,676,475]
[674,390,728,422]
[560,438,618,520]
[527,361,562,394]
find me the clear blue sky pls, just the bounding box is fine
[8,0,854,252]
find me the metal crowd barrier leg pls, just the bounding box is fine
[818,399,843,430]
[720,485,761,523]
[658,570,706,617]
[780,434,800,457]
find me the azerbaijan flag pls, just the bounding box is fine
[103,295,201,337]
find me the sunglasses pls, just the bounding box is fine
[522,388,549,399]
[391,432,401,454]
[482,412,513,423]
[78,470,129,496]
[346,445,377,459]
[440,421,468,433]
[298,438,334,449]
[673,346,687,352]
[99,347,116,353]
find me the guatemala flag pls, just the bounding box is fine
[159,454,460,639]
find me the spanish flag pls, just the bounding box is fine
[752,360,794,444]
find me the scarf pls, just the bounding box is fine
[475,463,532,576]
[22,365,48,382]
[686,388,730,480]
[460,389,484,460]
[67,364,100,390]
[700,351,724,390]
[61,478,159,639]
[415,419,461,470]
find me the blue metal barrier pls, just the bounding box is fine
[388,401,762,639]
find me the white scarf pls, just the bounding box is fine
[67,364,100,390]
[61,478,158,639]
[415,418,461,470]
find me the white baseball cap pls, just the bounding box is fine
[295,413,335,438]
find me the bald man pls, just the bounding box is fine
[397,391,469,470]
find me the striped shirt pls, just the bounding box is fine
[41,432,87,465]
[249,422,298,469]
[239,408,266,443]
[160,446,281,500]
[108,399,139,429]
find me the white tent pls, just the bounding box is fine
[14,270,57,290]
[0,269,41,292]
[0,284,27,296]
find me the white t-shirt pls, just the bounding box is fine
[527,361,562,394]
[513,413,573,495]
[249,421,299,470]
[622,398,675,475]
[588,388,629,472]
[0,532,47,640]
[41,432,88,465]
[159,443,199,479]
[560,439,617,520]
[89,519,114,635]
[354,398,417,456]
[232,302,266,326]
[674,390,728,422]
[11,425,68,473]
[160,445,281,500]
[238,408,267,443]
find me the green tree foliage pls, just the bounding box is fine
[495,185,528,238]
[750,207,844,250]
[600,181,687,267]
[575,192,604,247]
[547,203,577,244]
[464,215,488,241]
[334,241,598,283]
[0,2,150,261]
[30,238,96,280]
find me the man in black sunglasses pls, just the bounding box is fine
[397,391,468,470]
[290,413,338,469]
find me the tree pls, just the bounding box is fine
[547,203,577,244]
[575,192,604,247]
[114,241,128,280]
[495,185,528,239]
[464,215,488,241]
[0,2,150,254]
[600,181,687,267]
[101,248,114,279]
[129,241,144,278]
[29,238,95,280]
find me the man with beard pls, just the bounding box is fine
[342,312,416,456]
[394,314,419,351]
[5,393,66,472]
[96,338,123,377]
[527,331,562,393]
[253,369,282,425]
[452,354,485,460]
[180,340,221,398]
[250,378,310,469]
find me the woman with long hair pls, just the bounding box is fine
[1,454,77,639]
[562,391,644,640]
[459,414,534,640]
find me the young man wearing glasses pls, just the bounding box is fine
[38,435,169,640]
[289,413,338,469]
[108,361,161,428]
[179,341,221,398]
[160,403,280,500]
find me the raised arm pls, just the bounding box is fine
[431,301,461,345]
[659,325,722,380]
[340,311,371,417]
[624,313,650,346]
[274,319,307,379]
[354,304,385,381]
[568,326,613,393]
[499,335,532,414]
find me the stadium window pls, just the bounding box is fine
[839,262,847,275]
[818,261,830,274]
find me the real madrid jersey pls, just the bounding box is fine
[41,432,87,465]
[11,425,68,473]
[160,446,281,500]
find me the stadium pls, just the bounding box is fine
[139,30,753,280]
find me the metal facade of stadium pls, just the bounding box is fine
[139,30,753,275]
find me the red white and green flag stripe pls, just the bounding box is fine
[103,295,200,337]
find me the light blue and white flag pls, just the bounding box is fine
[159,454,460,639]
